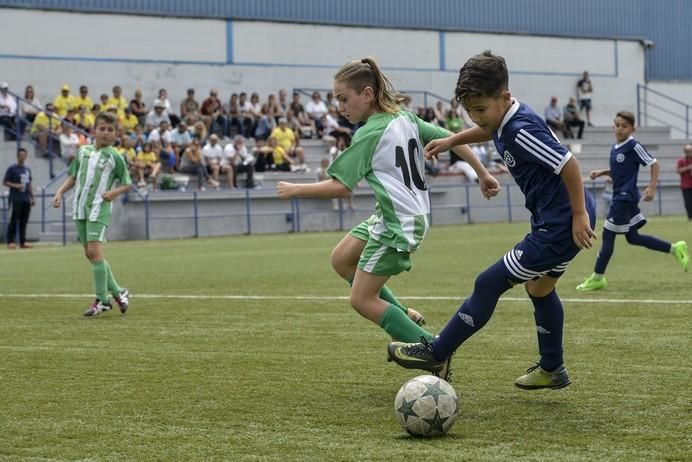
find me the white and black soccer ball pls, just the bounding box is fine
[394,375,458,437]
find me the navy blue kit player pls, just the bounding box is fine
[387,51,597,389]
[576,111,688,291]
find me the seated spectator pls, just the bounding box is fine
[168,121,191,154]
[129,124,147,151]
[190,120,208,144]
[99,93,109,110]
[117,136,137,166]
[59,123,80,163]
[278,88,289,114]
[445,109,463,134]
[148,120,172,146]
[0,82,17,140]
[130,88,147,127]
[145,102,171,132]
[267,93,284,123]
[433,101,447,127]
[285,109,307,139]
[266,135,292,171]
[225,135,256,189]
[180,88,201,123]
[153,88,179,126]
[563,96,585,139]
[544,96,572,139]
[178,138,219,190]
[74,105,95,133]
[322,106,352,147]
[289,92,314,137]
[271,117,306,171]
[422,107,439,125]
[238,92,256,136]
[53,84,74,117]
[200,89,225,136]
[225,92,250,138]
[30,103,62,156]
[119,107,139,134]
[134,141,161,189]
[18,84,41,137]
[156,140,177,173]
[326,91,339,109]
[249,92,263,121]
[202,134,233,189]
[254,104,275,141]
[73,85,93,115]
[305,91,328,136]
[107,86,128,117]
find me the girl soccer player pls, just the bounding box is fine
[277,57,500,351]
[576,111,688,291]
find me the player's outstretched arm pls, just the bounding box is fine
[277,179,350,199]
[425,126,491,160]
[589,168,610,180]
[560,157,596,249]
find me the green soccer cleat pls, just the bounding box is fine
[672,241,689,272]
[387,337,453,382]
[514,363,571,390]
[575,274,607,291]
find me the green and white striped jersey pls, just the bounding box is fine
[69,144,131,224]
[328,111,449,252]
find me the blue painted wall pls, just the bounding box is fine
[0,0,688,80]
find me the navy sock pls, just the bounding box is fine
[625,229,671,253]
[432,260,512,360]
[530,290,564,372]
[594,229,616,274]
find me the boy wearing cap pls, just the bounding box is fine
[53,84,74,117]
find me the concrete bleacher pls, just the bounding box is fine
[1,124,689,243]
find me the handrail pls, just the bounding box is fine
[637,84,691,138]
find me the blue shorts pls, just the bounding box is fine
[604,201,646,234]
[500,234,580,283]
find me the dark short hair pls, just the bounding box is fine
[616,110,635,126]
[17,147,27,155]
[455,50,509,103]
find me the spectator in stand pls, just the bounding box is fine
[200,89,225,136]
[285,109,306,139]
[271,117,306,171]
[238,92,255,137]
[179,138,219,190]
[18,85,41,137]
[434,101,447,127]
[305,91,328,137]
[3,148,34,249]
[266,135,292,171]
[422,107,439,126]
[74,85,93,115]
[289,92,314,138]
[117,136,137,173]
[59,122,80,163]
[30,103,62,156]
[254,104,275,141]
[134,141,161,189]
[563,97,585,139]
[577,71,594,127]
[145,102,171,132]
[75,105,95,133]
[326,91,338,108]
[252,139,272,172]
[99,94,109,110]
[445,109,463,134]
[225,93,244,137]
[202,133,233,189]
[249,92,263,120]
[678,144,692,220]
[119,107,139,135]
[130,88,147,127]
[180,88,201,123]
[157,140,177,173]
[322,106,352,146]
[129,124,147,152]
[53,84,74,117]
[190,121,208,144]
[544,96,572,139]
[154,88,179,127]
[278,88,289,114]
[0,82,17,140]
[107,86,128,117]
[267,94,283,123]
[148,120,173,146]
[225,135,256,189]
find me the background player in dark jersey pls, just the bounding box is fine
[387,51,596,390]
[576,111,688,291]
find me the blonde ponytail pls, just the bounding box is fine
[334,57,405,114]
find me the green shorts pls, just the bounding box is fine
[75,220,108,244]
[350,216,412,276]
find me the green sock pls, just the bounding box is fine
[92,260,109,302]
[378,304,433,342]
[347,277,408,314]
[104,260,122,295]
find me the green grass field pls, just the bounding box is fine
[1,217,690,461]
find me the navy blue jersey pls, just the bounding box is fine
[609,137,655,203]
[492,99,591,241]
[3,163,32,203]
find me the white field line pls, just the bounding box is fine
[0,293,690,304]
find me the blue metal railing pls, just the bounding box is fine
[636,84,691,138]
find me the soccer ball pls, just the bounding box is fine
[394,375,458,437]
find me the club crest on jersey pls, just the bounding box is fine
[503,150,516,167]
[616,153,625,163]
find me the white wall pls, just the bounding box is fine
[0,7,670,128]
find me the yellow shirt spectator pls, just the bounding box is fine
[271,126,296,152]
[75,112,95,131]
[272,145,287,165]
[136,150,158,166]
[53,94,74,117]
[31,111,61,134]
[73,96,93,114]
[118,146,136,164]
[107,96,128,117]
[119,113,139,133]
